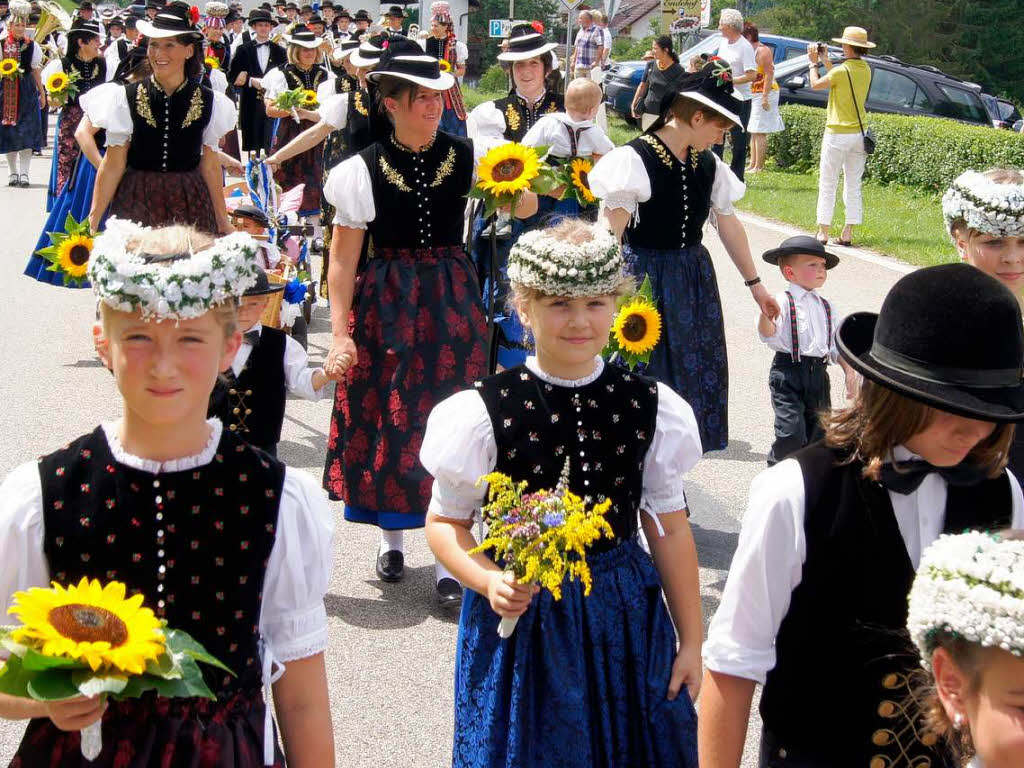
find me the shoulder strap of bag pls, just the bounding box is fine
[844,66,867,137]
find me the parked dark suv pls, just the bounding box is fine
[775,53,992,127]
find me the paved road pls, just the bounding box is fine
[0,140,911,765]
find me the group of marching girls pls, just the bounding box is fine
[9,2,1024,767]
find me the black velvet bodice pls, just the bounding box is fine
[63,55,107,108]
[476,364,658,552]
[361,131,473,249]
[126,78,214,172]
[281,63,329,92]
[345,86,372,154]
[39,427,285,696]
[492,90,564,142]
[623,133,716,250]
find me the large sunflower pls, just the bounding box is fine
[0,58,19,78]
[569,157,596,204]
[56,234,93,279]
[612,299,662,355]
[301,89,318,108]
[45,71,69,94]
[438,58,452,73]
[476,143,541,197]
[8,578,165,674]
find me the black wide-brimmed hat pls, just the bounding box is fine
[385,4,405,17]
[284,23,322,47]
[68,18,103,40]
[763,235,840,270]
[248,7,273,22]
[672,57,744,127]
[244,267,285,297]
[837,263,1024,422]
[366,35,454,89]
[352,8,372,22]
[497,21,557,61]
[137,1,201,37]
[349,31,387,67]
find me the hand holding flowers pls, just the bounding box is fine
[469,142,560,220]
[45,69,80,107]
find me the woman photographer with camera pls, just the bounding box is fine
[806,26,874,247]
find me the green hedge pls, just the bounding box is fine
[478,65,509,95]
[768,105,1024,191]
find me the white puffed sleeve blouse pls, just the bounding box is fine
[420,356,703,537]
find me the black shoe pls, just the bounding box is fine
[7,174,16,186]
[18,174,29,188]
[436,577,463,607]
[376,550,404,582]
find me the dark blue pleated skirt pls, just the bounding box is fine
[623,243,728,452]
[0,76,42,153]
[25,151,98,288]
[453,537,698,768]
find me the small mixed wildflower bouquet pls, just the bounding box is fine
[273,87,309,123]
[471,459,614,637]
[0,578,231,760]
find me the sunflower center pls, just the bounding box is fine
[577,170,590,190]
[48,604,129,647]
[69,245,90,266]
[621,314,648,342]
[493,159,525,181]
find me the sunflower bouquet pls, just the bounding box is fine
[471,459,614,638]
[35,213,95,287]
[469,142,560,219]
[0,57,23,79]
[438,58,452,73]
[44,69,81,106]
[603,274,662,370]
[0,578,231,760]
[555,157,598,208]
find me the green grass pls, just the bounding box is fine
[737,168,954,267]
[462,86,951,267]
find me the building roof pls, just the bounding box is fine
[609,0,658,33]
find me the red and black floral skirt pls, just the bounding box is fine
[54,103,83,199]
[271,116,321,217]
[108,167,219,234]
[10,688,284,768]
[323,245,488,529]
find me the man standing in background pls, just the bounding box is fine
[570,9,602,80]
[714,7,757,180]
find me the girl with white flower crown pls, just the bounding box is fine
[0,221,335,767]
[700,263,1024,768]
[908,530,1024,768]
[421,219,704,767]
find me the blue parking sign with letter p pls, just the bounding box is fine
[489,19,509,37]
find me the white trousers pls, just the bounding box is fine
[816,131,866,226]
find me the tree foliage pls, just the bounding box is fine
[750,0,1023,104]
[467,0,563,77]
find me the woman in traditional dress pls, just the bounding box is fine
[262,24,329,220]
[77,3,237,234]
[320,38,518,605]
[422,2,466,137]
[0,0,44,188]
[590,61,780,452]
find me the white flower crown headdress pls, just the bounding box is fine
[942,169,1024,239]
[88,218,260,320]
[908,530,1024,664]
[507,227,625,298]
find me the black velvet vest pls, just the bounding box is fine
[475,364,658,552]
[63,55,107,108]
[492,90,564,142]
[623,134,715,250]
[39,427,285,695]
[345,86,373,156]
[126,78,214,172]
[208,326,287,453]
[759,441,1013,765]
[281,63,329,92]
[360,132,473,249]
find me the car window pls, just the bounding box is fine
[934,84,990,123]
[783,46,806,60]
[868,68,927,110]
[999,101,1022,122]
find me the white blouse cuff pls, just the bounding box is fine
[710,153,746,215]
[262,603,329,662]
[600,194,638,214]
[702,640,776,686]
[203,91,239,148]
[431,479,480,521]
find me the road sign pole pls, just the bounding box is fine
[509,0,514,22]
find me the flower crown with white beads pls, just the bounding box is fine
[942,169,1024,239]
[88,218,260,320]
[908,530,1024,663]
[507,227,625,298]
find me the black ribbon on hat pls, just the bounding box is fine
[878,459,989,495]
[870,342,1024,389]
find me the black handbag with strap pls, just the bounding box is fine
[845,67,876,154]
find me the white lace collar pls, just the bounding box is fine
[101,418,223,474]
[524,355,604,388]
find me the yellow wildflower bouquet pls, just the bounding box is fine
[471,459,614,637]
[468,141,560,219]
[0,578,231,760]
[603,274,662,370]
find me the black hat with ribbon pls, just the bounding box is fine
[385,4,405,17]
[837,263,1024,422]
[648,56,744,135]
[497,21,557,61]
[366,34,454,89]
[243,266,285,297]
[352,8,372,22]
[284,23,322,47]
[67,17,103,41]
[349,31,387,67]
[763,235,840,270]
[137,1,201,38]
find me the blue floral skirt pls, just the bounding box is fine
[623,243,728,452]
[25,149,98,288]
[453,537,698,768]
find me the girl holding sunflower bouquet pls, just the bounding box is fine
[262,24,330,220]
[24,19,111,288]
[0,221,336,766]
[0,0,45,189]
[422,219,704,768]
